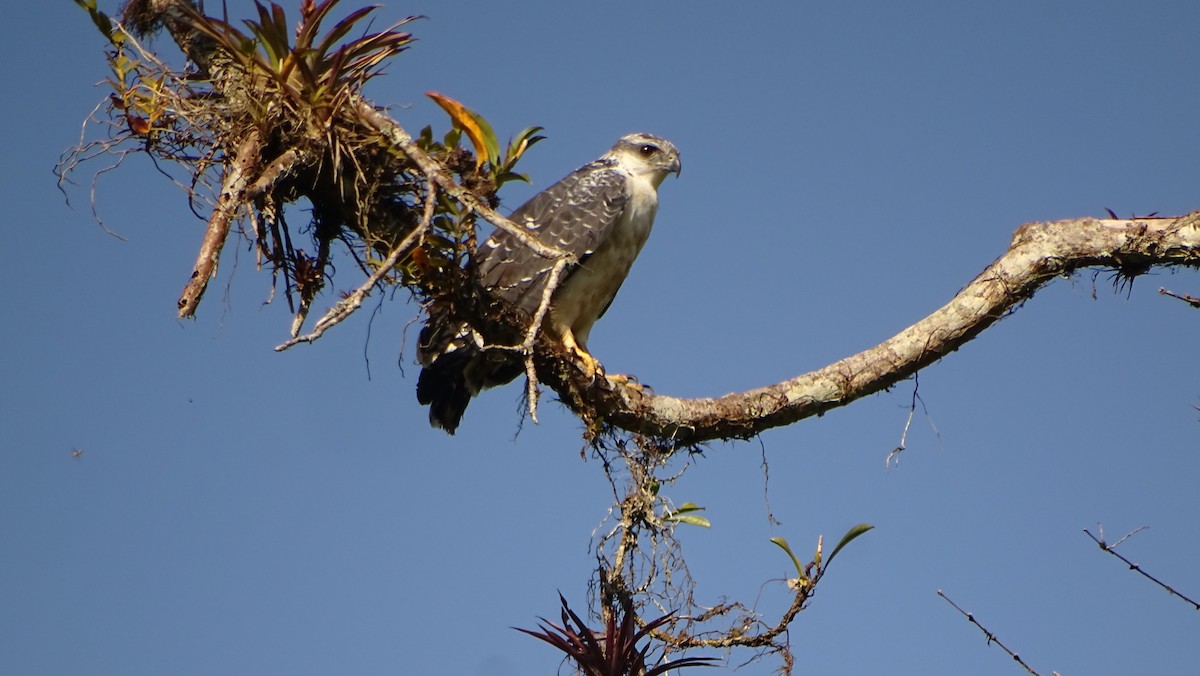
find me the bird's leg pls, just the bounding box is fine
[560,329,601,380]
[558,330,648,391]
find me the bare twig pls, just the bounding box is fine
[937,589,1048,676]
[1159,287,1200,308]
[1083,526,1200,611]
[516,256,571,423]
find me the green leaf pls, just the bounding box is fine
[668,514,712,528]
[297,0,347,53]
[770,537,806,580]
[505,126,546,164]
[494,171,530,186]
[664,502,710,528]
[313,5,379,56]
[825,523,874,568]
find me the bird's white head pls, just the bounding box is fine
[605,133,682,188]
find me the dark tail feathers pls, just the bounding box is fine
[417,351,474,434]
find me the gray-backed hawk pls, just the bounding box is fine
[416,132,681,433]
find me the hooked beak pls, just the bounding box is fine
[669,153,682,177]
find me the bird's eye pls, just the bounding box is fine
[639,144,658,157]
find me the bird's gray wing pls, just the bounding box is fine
[477,161,629,315]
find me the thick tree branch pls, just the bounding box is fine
[177,129,262,317]
[554,213,1200,444]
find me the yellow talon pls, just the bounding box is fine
[575,348,601,380]
[560,329,601,380]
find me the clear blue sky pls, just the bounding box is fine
[4,1,1199,674]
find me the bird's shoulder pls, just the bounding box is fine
[476,158,632,294]
[507,159,630,230]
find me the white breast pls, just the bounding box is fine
[549,174,659,349]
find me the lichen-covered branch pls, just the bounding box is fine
[554,213,1200,444]
[178,129,262,317]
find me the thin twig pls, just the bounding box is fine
[937,589,1046,676]
[758,436,779,526]
[1083,526,1200,611]
[517,256,571,423]
[648,578,809,652]
[1159,287,1200,309]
